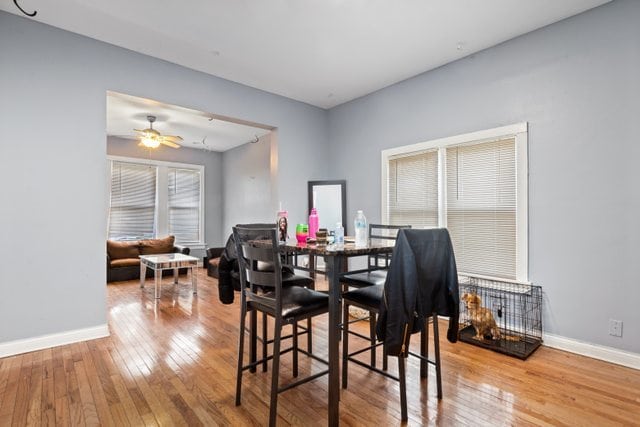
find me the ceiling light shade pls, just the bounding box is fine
[141,136,160,148]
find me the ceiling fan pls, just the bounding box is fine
[134,115,182,149]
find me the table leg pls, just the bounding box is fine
[154,269,161,299]
[326,255,343,426]
[309,254,316,280]
[191,266,198,294]
[140,263,146,288]
[173,268,179,284]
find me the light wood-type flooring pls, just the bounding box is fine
[1,268,639,426]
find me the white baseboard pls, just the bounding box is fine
[543,333,640,370]
[0,324,110,358]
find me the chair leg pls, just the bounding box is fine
[269,318,283,427]
[432,313,442,399]
[420,318,429,378]
[249,309,257,373]
[293,322,299,378]
[342,301,350,389]
[262,313,268,372]
[382,345,388,371]
[369,312,377,368]
[382,318,388,371]
[307,282,314,354]
[398,355,408,421]
[235,299,248,406]
[307,318,313,354]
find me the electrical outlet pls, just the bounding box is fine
[609,319,623,337]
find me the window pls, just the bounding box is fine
[446,139,516,278]
[168,168,202,245]
[107,157,204,247]
[382,123,528,281]
[108,161,157,240]
[387,149,439,229]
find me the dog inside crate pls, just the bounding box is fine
[461,292,503,340]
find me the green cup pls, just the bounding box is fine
[296,224,309,243]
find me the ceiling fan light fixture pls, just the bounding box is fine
[141,136,160,148]
[132,114,182,149]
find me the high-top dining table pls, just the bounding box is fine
[280,240,395,426]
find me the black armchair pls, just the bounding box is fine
[205,246,225,278]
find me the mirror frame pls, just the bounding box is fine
[308,180,347,234]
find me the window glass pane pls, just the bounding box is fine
[168,168,201,244]
[446,138,516,279]
[108,162,157,240]
[387,150,438,228]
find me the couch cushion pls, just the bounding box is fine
[110,258,140,268]
[107,240,140,260]
[139,235,175,255]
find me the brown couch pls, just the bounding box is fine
[107,235,190,282]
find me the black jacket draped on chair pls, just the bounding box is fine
[376,228,460,356]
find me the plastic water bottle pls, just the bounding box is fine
[308,207,319,239]
[334,222,344,245]
[354,210,367,247]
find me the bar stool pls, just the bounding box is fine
[233,226,330,427]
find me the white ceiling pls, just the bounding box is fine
[3,0,610,108]
[106,92,272,152]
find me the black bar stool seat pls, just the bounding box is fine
[342,284,384,308]
[341,270,387,287]
[250,286,328,319]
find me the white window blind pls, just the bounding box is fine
[446,138,516,279]
[108,162,157,240]
[168,168,201,244]
[387,149,439,228]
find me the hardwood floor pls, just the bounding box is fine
[1,268,639,426]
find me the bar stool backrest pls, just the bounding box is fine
[368,224,412,269]
[233,226,283,313]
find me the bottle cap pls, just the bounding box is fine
[336,222,342,227]
[357,210,363,214]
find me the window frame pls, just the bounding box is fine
[107,155,205,249]
[381,122,528,282]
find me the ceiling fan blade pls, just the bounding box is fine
[109,135,137,140]
[163,135,183,142]
[160,139,181,148]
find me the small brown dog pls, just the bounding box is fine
[462,293,501,340]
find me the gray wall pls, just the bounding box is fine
[328,0,640,353]
[0,11,328,344]
[221,134,273,238]
[107,136,224,257]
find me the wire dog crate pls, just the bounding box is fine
[458,275,542,359]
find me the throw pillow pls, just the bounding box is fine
[139,235,176,255]
[107,240,140,259]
